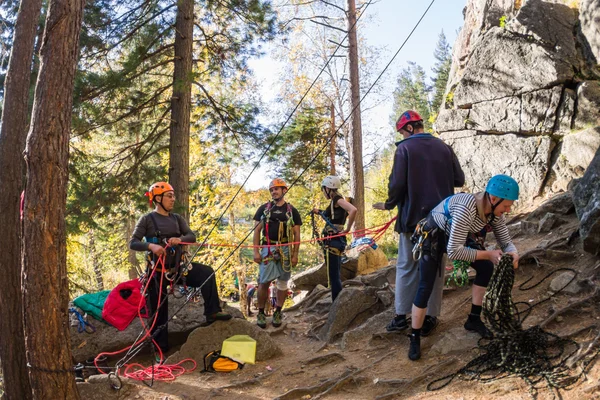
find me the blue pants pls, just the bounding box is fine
[324,236,346,301]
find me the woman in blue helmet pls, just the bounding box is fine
[406,174,520,361]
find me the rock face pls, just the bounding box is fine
[573,147,600,254]
[440,0,600,209]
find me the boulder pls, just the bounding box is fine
[468,96,521,132]
[573,147,600,254]
[579,0,600,65]
[442,131,554,206]
[574,81,600,130]
[520,86,563,134]
[554,88,577,134]
[526,192,575,221]
[550,128,600,193]
[453,27,575,106]
[538,212,558,233]
[341,308,395,351]
[318,286,384,342]
[166,318,281,365]
[69,295,226,362]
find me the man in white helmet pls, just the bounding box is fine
[374,110,464,337]
[312,176,357,301]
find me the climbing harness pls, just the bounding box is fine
[410,218,433,261]
[262,201,295,271]
[428,255,600,398]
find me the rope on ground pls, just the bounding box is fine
[428,254,600,399]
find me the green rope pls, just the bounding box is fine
[447,259,470,287]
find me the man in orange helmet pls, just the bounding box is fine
[252,178,302,329]
[130,182,231,354]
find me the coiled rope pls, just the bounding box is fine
[428,254,599,399]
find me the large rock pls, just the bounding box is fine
[574,81,600,130]
[442,131,554,205]
[435,108,470,132]
[573,147,600,254]
[453,27,575,106]
[579,0,600,65]
[166,318,281,365]
[318,286,385,342]
[520,86,563,134]
[526,191,575,221]
[429,327,480,356]
[469,96,521,132]
[69,295,226,362]
[341,308,395,351]
[550,128,600,192]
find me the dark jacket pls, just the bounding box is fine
[384,133,465,233]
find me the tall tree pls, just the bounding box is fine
[430,31,452,118]
[169,0,194,219]
[390,62,431,132]
[346,0,365,232]
[21,0,85,397]
[0,0,41,398]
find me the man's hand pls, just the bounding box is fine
[253,250,262,264]
[291,253,299,267]
[372,202,386,210]
[167,237,182,247]
[148,243,166,256]
[507,252,519,269]
[312,208,320,214]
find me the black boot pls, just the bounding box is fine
[464,314,493,338]
[408,333,421,361]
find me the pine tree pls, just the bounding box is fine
[390,61,431,132]
[430,30,452,119]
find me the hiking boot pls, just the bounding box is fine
[464,317,493,339]
[386,315,409,332]
[257,312,267,329]
[206,312,232,324]
[421,316,439,337]
[272,310,283,327]
[408,334,421,361]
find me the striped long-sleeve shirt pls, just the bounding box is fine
[431,193,517,262]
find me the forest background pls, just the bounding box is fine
[0,0,462,299]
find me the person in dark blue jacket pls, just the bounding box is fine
[374,110,464,337]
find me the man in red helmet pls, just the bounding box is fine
[130,182,231,354]
[374,110,464,339]
[252,178,302,329]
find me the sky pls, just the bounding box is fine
[240,0,467,190]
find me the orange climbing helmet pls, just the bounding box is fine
[145,182,174,205]
[395,110,423,132]
[269,178,288,190]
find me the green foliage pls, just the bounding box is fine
[431,31,452,116]
[499,15,507,28]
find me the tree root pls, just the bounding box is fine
[374,358,457,399]
[567,329,600,368]
[301,352,345,367]
[539,288,600,329]
[213,370,275,391]
[274,352,393,400]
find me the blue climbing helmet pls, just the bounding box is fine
[485,174,519,201]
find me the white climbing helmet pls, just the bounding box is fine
[321,175,341,190]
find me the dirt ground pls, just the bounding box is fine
[82,213,600,400]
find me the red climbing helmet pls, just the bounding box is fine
[395,110,423,132]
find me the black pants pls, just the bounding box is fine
[324,236,346,302]
[147,262,222,351]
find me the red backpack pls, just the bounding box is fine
[102,279,148,331]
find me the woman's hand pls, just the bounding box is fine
[486,249,503,265]
[148,243,166,256]
[507,252,519,269]
[312,208,320,214]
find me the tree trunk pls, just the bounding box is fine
[0,0,42,398]
[21,0,85,398]
[330,103,336,175]
[169,0,194,220]
[126,216,141,279]
[89,230,104,291]
[346,0,365,233]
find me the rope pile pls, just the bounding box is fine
[429,254,597,399]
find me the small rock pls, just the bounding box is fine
[549,271,581,294]
[429,327,479,355]
[521,220,539,235]
[538,213,557,233]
